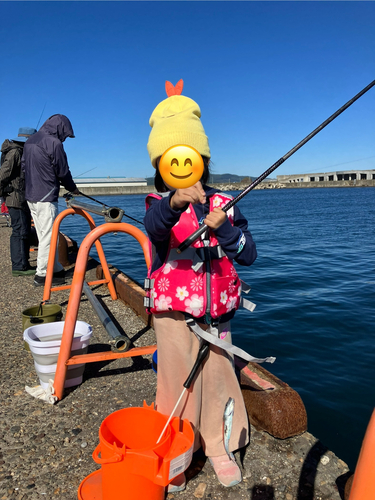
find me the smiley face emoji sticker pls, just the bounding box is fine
[159,145,204,189]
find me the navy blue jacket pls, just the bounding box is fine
[144,185,257,274]
[22,114,77,203]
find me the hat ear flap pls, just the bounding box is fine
[165,79,184,97]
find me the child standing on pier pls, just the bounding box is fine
[144,81,260,492]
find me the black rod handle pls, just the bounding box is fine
[183,342,210,389]
[177,79,375,253]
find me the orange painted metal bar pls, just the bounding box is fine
[50,284,72,292]
[349,409,375,500]
[53,223,150,401]
[86,279,109,286]
[42,208,117,302]
[47,279,110,293]
[66,345,157,365]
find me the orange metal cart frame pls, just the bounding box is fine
[42,207,118,302]
[42,207,155,401]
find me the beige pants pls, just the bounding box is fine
[27,201,64,277]
[153,311,249,457]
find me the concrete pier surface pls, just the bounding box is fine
[0,226,352,500]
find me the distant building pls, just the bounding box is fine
[59,176,150,197]
[73,177,147,188]
[277,169,375,184]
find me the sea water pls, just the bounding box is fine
[59,187,375,470]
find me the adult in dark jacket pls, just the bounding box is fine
[0,127,37,276]
[22,114,79,286]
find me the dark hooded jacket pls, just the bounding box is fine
[22,114,77,203]
[0,140,26,208]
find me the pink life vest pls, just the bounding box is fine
[144,192,241,320]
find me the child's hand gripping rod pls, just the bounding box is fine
[156,342,210,444]
[177,79,375,254]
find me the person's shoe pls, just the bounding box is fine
[52,270,66,286]
[208,453,242,487]
[53,269,65,279]
[12,269,36,276]
[167,473,186,493]
[34,274,46,287]
[34,272,66,287]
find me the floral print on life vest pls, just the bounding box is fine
[146,193,241,319]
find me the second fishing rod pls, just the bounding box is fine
[64,191,144,225]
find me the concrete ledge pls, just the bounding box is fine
[96,264,152,327]
[96,263,308,439]
[237,360,308,438]
[31,231,78,267]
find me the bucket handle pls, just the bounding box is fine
[28,301,63,323]
[92,443,123,465]
[29,317,44,324]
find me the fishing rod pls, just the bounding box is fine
[67,191,144,225]
[36,102,47,130]
[77,191,111,207]
[65,197,125,223]
[156,342,210,444]
[74,167,98,178]
[177,79,375,254]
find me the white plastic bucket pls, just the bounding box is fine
[23,321,92,389]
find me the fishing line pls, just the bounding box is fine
[309,155,375,173]
[281,155,375,176]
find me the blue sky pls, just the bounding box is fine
[1,1,374,180]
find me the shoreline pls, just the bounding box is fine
[59,179,375,197]
[0,226,353,499]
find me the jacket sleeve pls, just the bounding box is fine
[0,150,17,196]
[213,205,257,266]
[144,192,186,242]
[52,142,77,192]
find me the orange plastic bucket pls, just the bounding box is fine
[78,402,194,500]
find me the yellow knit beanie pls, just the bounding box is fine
[147,80,211,168]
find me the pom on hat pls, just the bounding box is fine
[147,80,210,168]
